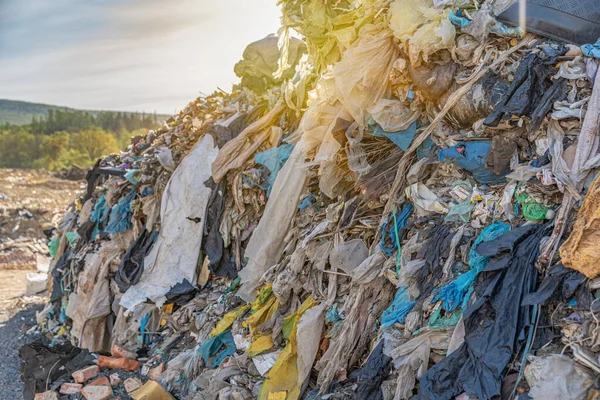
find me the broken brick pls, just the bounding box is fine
[81,377,113,400]
[109,373,122,386]
[81,385,113,400]
[124,377,143,393]
[98,355,140,371]
[88,376,111,387]
[59,383,83,395]
[72,365,100,383]
[110,343,137,360]
[34,391,59,400]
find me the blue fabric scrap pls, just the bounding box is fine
[105,191,136,234]
[298,194,316,210]
[199,330,236,368]
[124,169,141,185]
[449,10,471,28]
[372,121,418,151]
[381,287,416,329]
[379,204,413,257]
[90,194,109,224]
[254,144,294,197]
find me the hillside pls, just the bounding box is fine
[0,99,170,126]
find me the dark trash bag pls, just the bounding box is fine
[417,224,549,400]
[115,228,155,292]
[20,341,93,400]
[484,51,565,129]
[202,179,237,278]
[165,279,199,305]
[305,341,391,400]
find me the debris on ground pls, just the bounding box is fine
[20,1,600,400]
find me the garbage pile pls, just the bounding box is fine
[25,1,600,399]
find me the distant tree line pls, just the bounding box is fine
[0,109,161,171]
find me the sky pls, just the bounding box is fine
[0,0,282,114]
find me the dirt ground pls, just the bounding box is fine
[0,169,82,397]
[0,168,82,270]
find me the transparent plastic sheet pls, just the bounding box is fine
[385,328,453,400]
[238,92,339,302]
[405,183,449,216]
[345,143,371,175]
[332,25,399,125]
[329,239,369,274]
[367,99,420,132]
[524,355,593,400]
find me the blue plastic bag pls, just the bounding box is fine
[438,142,509,185]
[254,144,294,197]
[433,222,511,312]
[380,287,416,329]
[582,39,600,59]
[372,121,417,151]
[199,330,236,368]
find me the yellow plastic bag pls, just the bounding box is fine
[259,297,316,400]
[388,0,431,40]
[243,286,280,333]
[210,304,250,337]
[248,334,275,357]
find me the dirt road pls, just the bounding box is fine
[0,169,83,398]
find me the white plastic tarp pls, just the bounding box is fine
[121,134,218,310]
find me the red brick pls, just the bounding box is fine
[124,377,143,393]
[148,362,165,380]
[88,377,110,387]
[110,343,137,360]
[82,377,113,400]
[109,373,122,386]
[81,385,113,400]
[98,355,140,371]
[34,391,59,400]
[72,365,100,383]
[59,383,83,394]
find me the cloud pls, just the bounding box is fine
[0,0,282,113]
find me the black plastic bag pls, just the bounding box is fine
[115,228,155,292]
[417,224,549,400]
[19,341,93,400]
[202,179,237,278]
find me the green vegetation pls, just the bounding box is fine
[0,106,166,171]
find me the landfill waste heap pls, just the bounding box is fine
[21,0,600,399]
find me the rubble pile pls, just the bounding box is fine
[23,1,600,399]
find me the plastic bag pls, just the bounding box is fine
[233,34,306,91]
[367,99,420,132]
[406,183,449,216]
[332,25,399,125]
[525,355,593,400]
[389,0,456,66]
[239,87,341,302]
[438,142,509,185]
[329,239,369,274]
